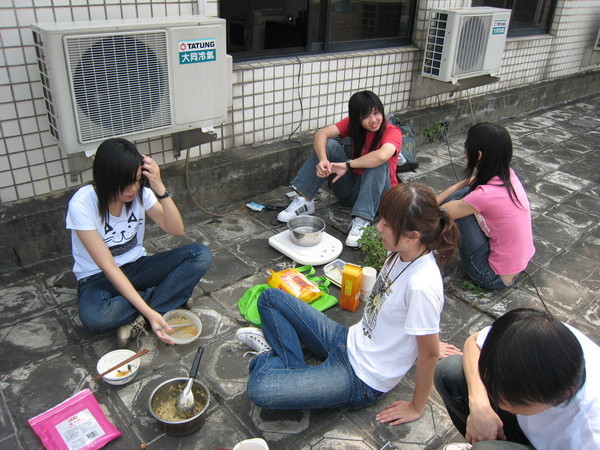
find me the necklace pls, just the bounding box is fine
[377,247,428,295]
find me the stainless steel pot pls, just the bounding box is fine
[148,378,210,437]
[288,215,325,247]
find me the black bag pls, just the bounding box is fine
[389,119,419,173]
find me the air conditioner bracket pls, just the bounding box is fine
[67,152,93,183]
[410,74,500,105]
[172,128,218,157]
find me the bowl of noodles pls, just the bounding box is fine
[162,309,202,345]
[96,349,141,385]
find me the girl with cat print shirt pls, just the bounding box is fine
[66,138,212,348]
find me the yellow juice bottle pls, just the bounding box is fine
[339,263,363,312]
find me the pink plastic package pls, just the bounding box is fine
[28,389,121,450]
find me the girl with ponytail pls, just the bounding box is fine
[236,183,461,427]
[437,122,534,289]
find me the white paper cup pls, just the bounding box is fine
[233,438,269,450]
[360,266,377,301]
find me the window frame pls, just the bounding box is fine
[222,0,417,62]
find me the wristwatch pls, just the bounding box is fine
[155,189,170,200]
[345,159,352,170]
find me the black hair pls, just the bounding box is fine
[463,122,522,207]
[379,183,460,268]
[479,308,586,408]
[92,138,144,223]
[348,91,387,160]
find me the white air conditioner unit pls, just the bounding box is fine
[31,16,232,155]
[422,7,511,83]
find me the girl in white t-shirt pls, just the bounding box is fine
[66,138,212,348]
[437,122,534,290]
[236,183,461,425]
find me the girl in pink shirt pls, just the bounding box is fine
[436,122,535,289]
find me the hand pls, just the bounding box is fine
[375,400,421,426]
[465,407,506,443]
[329,162,348,183]
[141,155,166,194]
[316,160,332,178]
[146,310,175,345]
[439,341,463,359]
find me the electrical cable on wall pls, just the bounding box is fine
[286,54,307,183]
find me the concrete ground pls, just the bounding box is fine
[0,95,598,450]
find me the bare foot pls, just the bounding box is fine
[439,342,462,359]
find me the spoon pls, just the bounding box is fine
[176,345,204,417]
[153,323,194,331]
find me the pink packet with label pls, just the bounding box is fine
[28,389,121,450]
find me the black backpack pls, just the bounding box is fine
[389,118,419,173]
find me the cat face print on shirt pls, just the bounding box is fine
[103,212,143,256]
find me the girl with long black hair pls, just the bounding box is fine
[66,138,212,347]
[277,90,403,247]
[437,122,534,289]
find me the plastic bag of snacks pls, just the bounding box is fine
[267,266,323,303]
[28,389,121,450]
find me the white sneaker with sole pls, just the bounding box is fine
[116,315,147,348]
[277,196,315,222]
[442,444,472,450]
[236,327,273,355]
[346,217,370,247]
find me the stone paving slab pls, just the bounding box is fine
[0,95,599,449]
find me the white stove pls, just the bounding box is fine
[268,229,343,266]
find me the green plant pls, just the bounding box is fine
[357,226,386,272]
[423,122,446,142]
[460,279,486,297]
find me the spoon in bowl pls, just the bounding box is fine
[176,345,204,418]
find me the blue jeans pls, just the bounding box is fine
[434,355,532,447]
[290,139,391,221]
[443,187,510,290]
[78,244,212,332]
[247,288,383,410]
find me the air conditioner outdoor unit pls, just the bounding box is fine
[31,16,232,155]
[422,7,511,83]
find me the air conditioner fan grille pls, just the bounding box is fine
[65,31,171,143]
[454,15,491,76]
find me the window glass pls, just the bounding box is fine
[472,0,556,36]
[220,0,416,60]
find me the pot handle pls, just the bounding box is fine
[189,345,204,379]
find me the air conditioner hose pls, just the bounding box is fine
[184,146,223,218]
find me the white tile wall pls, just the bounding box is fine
[0,0,599,204]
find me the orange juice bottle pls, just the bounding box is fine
[339,264,363,312]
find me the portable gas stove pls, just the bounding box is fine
[268,229,343,266]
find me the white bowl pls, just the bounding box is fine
[96,349,141,385]
[162,309,202,345]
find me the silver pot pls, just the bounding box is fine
[148,378,210,437]
[288,215,325,247]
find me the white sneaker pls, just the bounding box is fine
[277,196,315,222]
[236,327,272,355]
[442,444,472,450]
[116,315,147,348]
[346,217,370,247]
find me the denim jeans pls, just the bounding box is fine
[78,243,212,332]
[290,138,391,221]
[434,355,532,447]
[247,288,383,410]
[443,187,510,290]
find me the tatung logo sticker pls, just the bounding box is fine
[179,39,217,64]
[492,20,508,35]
